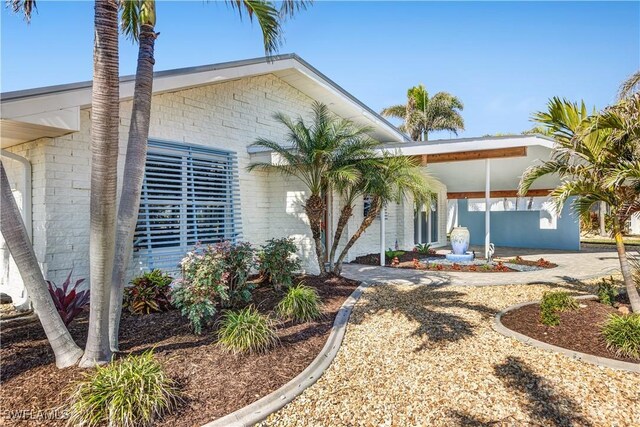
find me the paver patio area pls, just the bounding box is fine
[261,252,639,426]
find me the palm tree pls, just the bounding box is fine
[108,0,310,352]
[78,0,121,368]
[248,102,379,275]
[619,70,640,99]
[381,84,464,141]
[0,163,83,368]
[332,153,434,274]
[520,96,640,312]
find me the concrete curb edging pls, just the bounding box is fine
[493,295,639,373]
[203,281,373,427]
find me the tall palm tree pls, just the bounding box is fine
[1,163,83,368]
[248,102,379,275]
[520,96,640,312]
[381,84,464,141]
[79,0,121,367]
[108,0,310,352]
[332,153,434,274]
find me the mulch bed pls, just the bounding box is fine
[0,275,359,426]
[500,296,637,364]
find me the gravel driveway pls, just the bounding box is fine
[260,281,640,426]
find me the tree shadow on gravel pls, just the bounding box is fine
[494,356,593,427]
[448,410,512,426]
[348,286,495,352]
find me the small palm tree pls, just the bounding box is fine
[520,96,640,312]
[248,102,380,276]
[381,84,464,141]
[332,154,434,274]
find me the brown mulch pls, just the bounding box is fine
[0,275,359,427]
[501,297,637,364]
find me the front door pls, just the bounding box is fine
[414,198,439,245]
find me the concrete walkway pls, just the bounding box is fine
[342,249,622,286]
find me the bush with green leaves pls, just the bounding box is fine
[125,269,173,314]
[215,241,256,308]
[258,237,301,291]
[539,291,579,326]
[385,250,405,263]
[597,276,619,306]
[276,283,322,323]
[172,245,229,334]
[602,313,640,360]
[413,243,432,255]
[66,350,181,427]
[217,306,279,354]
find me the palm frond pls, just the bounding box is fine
[619,70,640,99]
[228,0,282,55]
[8,0,36,21]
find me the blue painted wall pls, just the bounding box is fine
[457,198,580,251]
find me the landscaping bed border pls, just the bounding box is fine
[493,295,640,373]
[203,280,372,427]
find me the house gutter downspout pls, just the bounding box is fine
[1,150,32,241]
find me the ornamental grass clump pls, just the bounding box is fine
[602,313,640,360]
[539,291,579,326]
[66,351,181,427]
[597,276,619,306]
[217,306,278,354]
[276,283,322,323]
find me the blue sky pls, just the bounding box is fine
[2,1,639,138]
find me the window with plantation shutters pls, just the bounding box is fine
[133,140,241,271]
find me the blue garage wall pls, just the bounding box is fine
[457,198,580,251]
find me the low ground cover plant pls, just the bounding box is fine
[276,283,322,322]
[413,243,433,255]
[66,350,181,427]
[597,276,619,306]
[539,291,579,326]
[385,250,405,263]
[217,306,278,354]
[46,271,89,326]
[125,269,173,314]
[258,237,301,291]
[602,313,640,359]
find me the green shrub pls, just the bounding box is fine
[66,351,181,427]
[385,250,405,263]
[258,238,301,291]
[217,306,279,354]
[602,313,640,359]
[414,243,432,255]
[597,276,619,306]
[539,291,579,326]
[215,241,256,308]
[276,283,322,323]
[125,269,173,314]
[172,246,229,334]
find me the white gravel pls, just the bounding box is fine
[259,280,640,426]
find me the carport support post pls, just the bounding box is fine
[485,159,491,259]
[380,205,386,266]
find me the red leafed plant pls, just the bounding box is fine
[536,258,553,268]
[46,271,89,326]
[468,265,477,272]
[392,257,400,267]
[412,258,421,269]
[494,261,511,272]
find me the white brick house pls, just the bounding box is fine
[1,55,431,304]
[1,54,573,306]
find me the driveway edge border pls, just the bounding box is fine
[203,281,373,427]
[493,295,639,373]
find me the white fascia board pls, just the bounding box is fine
[378,136,554,156]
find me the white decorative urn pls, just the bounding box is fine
[450,226,470,255]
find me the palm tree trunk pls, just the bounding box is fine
[614,227,640,312]
[328,203,353,271]
[109,23,157,352]
[1,163,83,368]
[304,194,326,276]
[599,202,607,236]
[334,197,381,274]
[80,0,120,367]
